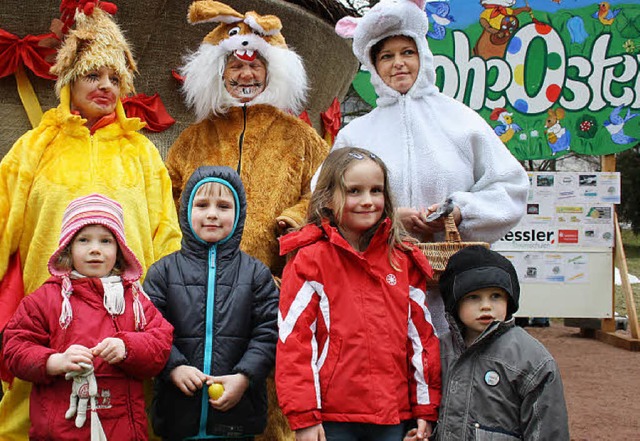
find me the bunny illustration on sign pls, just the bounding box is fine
[544,108,571,155]
[603,105,638,145]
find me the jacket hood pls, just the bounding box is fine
[439,245,520,319]
[335,0,438,107]
[179,166,246,258]
[280,218,405,261]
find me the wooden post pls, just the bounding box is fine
[595,155,640,350]
[614,212,640,339]
[601,155,617,333]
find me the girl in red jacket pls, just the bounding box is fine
[276,148,441,441]
[2,194,173,440]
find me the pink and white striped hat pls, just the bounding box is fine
[48,194,143,282]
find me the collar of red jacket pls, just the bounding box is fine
[279,218,393,256]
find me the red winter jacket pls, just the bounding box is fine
[3,276,173,440]
[276,220,441,430]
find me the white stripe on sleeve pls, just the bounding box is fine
[409,285,433,405]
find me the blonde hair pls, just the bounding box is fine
[308,147,411,268]
[194,181,235,200]
[55,225,126,276]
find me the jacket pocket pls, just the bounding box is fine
[319,334,342,399]
[474,424,522,441]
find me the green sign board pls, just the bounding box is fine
[353,1,640,160]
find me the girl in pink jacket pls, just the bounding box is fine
[3,194,173,440]
[276,148,441,441]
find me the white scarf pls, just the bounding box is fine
[59,272,126,329]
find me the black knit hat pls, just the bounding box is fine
[439,245,520,319]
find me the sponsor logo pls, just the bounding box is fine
[501,229,555,243]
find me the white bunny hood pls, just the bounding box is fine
[335,0,438,106]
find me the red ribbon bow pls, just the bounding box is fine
[122,93,176,133]
[0,29,58,80]
[321,97,342,142]
[298,110,312,126]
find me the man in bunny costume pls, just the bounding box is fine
[330,0,528,335]
[166,0,329,278]
[166,2,328,440]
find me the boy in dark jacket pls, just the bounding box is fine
[144,166,279,440]
[431,245,569,441]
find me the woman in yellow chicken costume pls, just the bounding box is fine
[0,5,181,439]
[167,0,329,277]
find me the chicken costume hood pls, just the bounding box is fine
[50,5,137,97]
[180,0,308,120]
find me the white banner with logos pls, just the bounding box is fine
[492,172,619,318]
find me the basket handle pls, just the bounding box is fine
[443,213,462,243]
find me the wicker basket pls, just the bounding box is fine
[417,214,490,286]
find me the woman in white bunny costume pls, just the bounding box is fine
[330,0,528,335]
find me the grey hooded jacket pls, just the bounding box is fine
[144,166,278,440]
[435,318,569,441]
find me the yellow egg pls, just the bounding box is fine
[208,383,224,400]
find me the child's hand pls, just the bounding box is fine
[46,344,93,376]
[170,365,208,396]
[404,428,418,441]
[415,419,433,440]
[207,373,249,411]
[91,337,126,364]
[419,204,461,233]
[295,424,326,441]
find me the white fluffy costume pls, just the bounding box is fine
[166,2,329,440]
[331,0,528,334]
[166,0,329,277]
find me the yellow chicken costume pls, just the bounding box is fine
[0,7,181,440]
[166,2,329,440]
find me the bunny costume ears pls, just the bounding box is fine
[335,0,437,101]
[180,0,308,120]
[189,0,287,50]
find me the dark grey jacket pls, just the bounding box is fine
[435,318,569,441]
[144,166,278,440]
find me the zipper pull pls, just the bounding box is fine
[210,247,216,269]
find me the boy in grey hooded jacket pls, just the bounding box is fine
[431,245,569,441]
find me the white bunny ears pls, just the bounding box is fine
[334,0,429,66]
[335,0,428,38]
